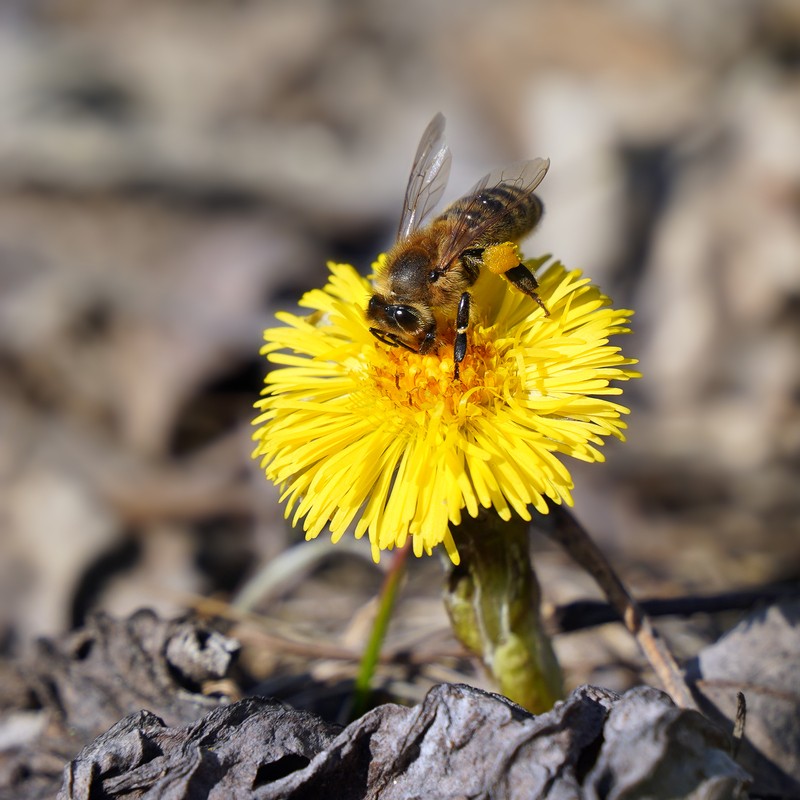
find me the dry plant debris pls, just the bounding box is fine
[6,606,800,798]
[58,683,748,800]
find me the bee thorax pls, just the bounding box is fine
[389,248,432,298]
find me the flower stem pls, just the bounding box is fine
[351,542,411,719]
[443,510,563,713]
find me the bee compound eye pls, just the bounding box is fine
[392,306,419,332]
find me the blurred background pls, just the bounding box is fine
[1,0,799,705]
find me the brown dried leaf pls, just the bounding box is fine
[57,683,748,799]
[0,611,239,800]
[687,598,800,798]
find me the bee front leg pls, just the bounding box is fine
[370,328,418,352]
[453,291,470,380]
[504,264,549,317]
[420,324,438,354]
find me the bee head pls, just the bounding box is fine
[367,294,435,353]
[368,295,421,332]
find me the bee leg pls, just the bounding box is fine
[418,323,438,354]
[460,249,484,284]
[505,264,550,316]
[453,291,470,380]
[369,328,419,353]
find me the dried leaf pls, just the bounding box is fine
[58,683,749,799]
[686,598,800,798]
[0,611,239,800]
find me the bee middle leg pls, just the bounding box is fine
[504,264,549,316]
[453,291,470,381]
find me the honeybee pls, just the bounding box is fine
[367,112,550,380]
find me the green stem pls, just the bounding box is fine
[351,542,410,719]
[443,509,562,713]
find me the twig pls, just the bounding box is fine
[177,584,466,666]
[232,538,376,611]
[540,505,697,710]
[551,582,800,633]
[731,691,746,761]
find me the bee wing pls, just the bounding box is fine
[436,157,550,270]
[397,113,452,240]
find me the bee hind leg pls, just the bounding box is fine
[505,264,549,317]
[453,292,470,381]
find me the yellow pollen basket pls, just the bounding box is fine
[482,242,521,275]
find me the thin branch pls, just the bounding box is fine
[731,691,746,761]
[551,582,800,633]
[540,505,697,710]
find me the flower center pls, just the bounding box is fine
[369,327,518,415]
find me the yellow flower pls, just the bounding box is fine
[253,256,639,564]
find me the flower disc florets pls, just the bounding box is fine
[253,256,638,564]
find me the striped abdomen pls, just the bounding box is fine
[435,183,544,244]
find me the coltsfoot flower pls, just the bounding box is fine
[253,256,638,564]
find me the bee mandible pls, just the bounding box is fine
[367,112,550,380]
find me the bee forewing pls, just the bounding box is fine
[466,157,550,198]
[397,113,452,241]
[434,157,550,273]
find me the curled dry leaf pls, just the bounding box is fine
[686,599,800,798]
[58,683,748,799]
[0,611,240,798]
